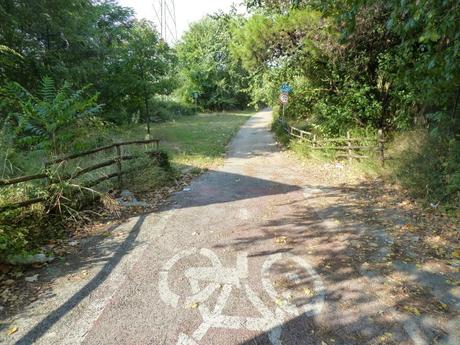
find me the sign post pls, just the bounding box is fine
[279,93,289,117]
[279,83,292,118]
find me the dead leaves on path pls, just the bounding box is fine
[274,236,289,245]
[308,178,459,322]
[352,180,460,268]
[402,305,421,316]
[6,326,18,336]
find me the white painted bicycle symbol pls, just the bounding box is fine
[159,248,325,345]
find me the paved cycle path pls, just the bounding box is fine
[13,110,438,345]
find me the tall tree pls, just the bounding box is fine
[105,20,176,129]
[176,12,250,111]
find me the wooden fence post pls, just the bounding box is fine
[115,144,123,190]
[43,161,51,188]
[347,130,352,162]
[378,129,385,167]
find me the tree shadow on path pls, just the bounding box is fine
[12,215,146,345]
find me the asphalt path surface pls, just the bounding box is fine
[11,110,448,345]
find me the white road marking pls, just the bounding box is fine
[238,208,251,220]
[163,248,197,271]
[159,247,325,345]
[184,282,219,306]
[261,253,325,317]
[185,251,248,288]
[159,248,197,308]
[159,271,179,308]
[177,333,199,345]
[192,284,233,341]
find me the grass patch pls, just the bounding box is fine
[151,111,253,169]
[381,130,460,212]
[1,111,253,186]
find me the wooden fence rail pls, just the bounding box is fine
[46,139,159,166]
[277,117,385,165]
[0,173,48,187]
[0,138,160,212]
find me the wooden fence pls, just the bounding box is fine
[277,117,385,165]
[0,139,160,212]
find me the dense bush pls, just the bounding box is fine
[0,208,45,262]
[151,99,197,121]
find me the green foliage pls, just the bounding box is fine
[147,150,171,171]
[2,77,102,154]
[385,0,460,112]
[0,112,252,260]
[385,130,460,207]
[0,0,129,89]
[238,0,460,207]
[0,45,23,84]
[102,20,177,124]
[0,2,253,260]
[232,8,337,111]
[0,1,177,125]
[0,202,52,261]
[176,12,251,110]
[311,80,382,136]
[244,0,310,12]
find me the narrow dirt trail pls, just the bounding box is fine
[8,110,458,345]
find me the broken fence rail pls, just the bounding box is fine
[0,138,160,212]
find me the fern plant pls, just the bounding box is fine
[2,77,103,154]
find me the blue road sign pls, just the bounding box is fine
[280,83,292,94]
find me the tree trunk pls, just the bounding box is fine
[140,63,151,138]
[144,91,150,138]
